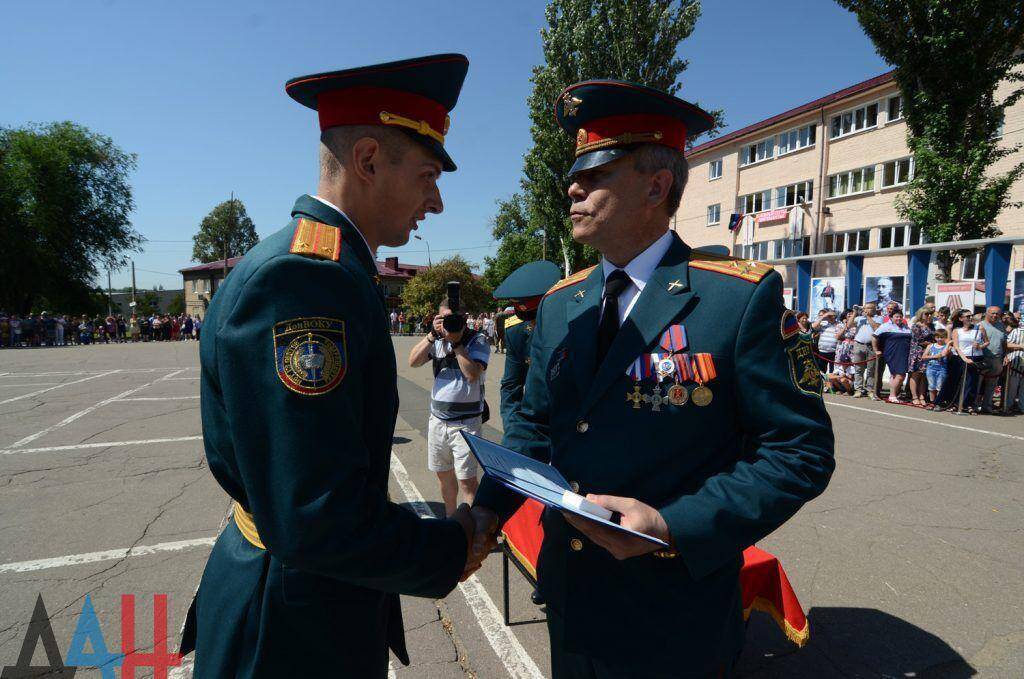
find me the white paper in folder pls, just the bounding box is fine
[460,431,668,547]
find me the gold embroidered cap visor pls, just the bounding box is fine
[285,53,469,172]
[554,79,715,177]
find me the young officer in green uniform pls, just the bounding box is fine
[493,260,563,428]
[182,55,495,678]
[472,81,836,678]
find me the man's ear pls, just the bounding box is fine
[351,137,381,183]
[647,168,673,210]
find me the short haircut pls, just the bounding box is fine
[319,126,412,180]
[631,144,689,215]
[938,306,950,315]
[935,328,948,339]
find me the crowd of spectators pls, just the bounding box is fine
[0,312,203,347]
[805,302,1023,415]
[390,309,509,352]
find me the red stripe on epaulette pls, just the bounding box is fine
[290,219,341,262]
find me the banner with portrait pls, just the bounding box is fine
[1012,270,1024,315]
[810,277,844,318]
[864,275,905,313]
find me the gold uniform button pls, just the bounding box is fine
[569,538,584,552]
[576,420,589,433]
[569,481,580,493]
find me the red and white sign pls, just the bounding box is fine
[782,287,794,309]
[935,282,980,312]
[756,208,789,224]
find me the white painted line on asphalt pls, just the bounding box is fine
[1,436,203,455]
[117,396,201,401]
[0,370,119,406]
[163,377,200,381]
[168,655,194,679]
[0,368,198,377]
[8,370,187,448]
[0,537,216,574]
[825,400,1024,442]
[0,383,62,387]
[390,453,546,679]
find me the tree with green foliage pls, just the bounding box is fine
[192,197,259,263]
[134,290,160,317]
[838,0,1024,280]
[0,122,141,314]
[483,0,720,283]
[168,292,185,316]
[400,256,493,319]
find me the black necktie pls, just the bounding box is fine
[597,269,630,366]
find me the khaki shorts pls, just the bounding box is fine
[427,414,481,480]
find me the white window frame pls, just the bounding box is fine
[739,136,775,167]
[706,203,721,226]
[827,165,876,199]
[739,241,771,261]
[190,279,196,293]
[881,157,915,188]
[878,223,926,249]
[774,180,814,209]
[776,123,816,156]
[708,159,722,181]
[821,229,871,254]
[887,95,904,123]
[739,189,774,214]
[829,102,879,139]
[961,250,986,280]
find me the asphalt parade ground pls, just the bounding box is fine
[1,338,1022,678]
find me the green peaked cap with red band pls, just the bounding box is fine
[286,54,469,172]
[554,79,714,176]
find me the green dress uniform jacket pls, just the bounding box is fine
[476,235,835,677]
[498,316,533,427]
[185,195,467,678]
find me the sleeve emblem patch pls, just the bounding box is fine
[781,309,801,340]
[787,337,822,397]
[273,317,347,396]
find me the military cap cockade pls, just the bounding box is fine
[554,79,715,176]
[286,53,469,172]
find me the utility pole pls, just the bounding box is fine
[130,260,137,307]
[541,228,546,260]
[106,268,113,316]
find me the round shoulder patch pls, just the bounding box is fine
[273,317,347,396]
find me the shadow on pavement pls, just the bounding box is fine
[737,606,975,678]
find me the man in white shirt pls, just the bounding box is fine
[851,302,882,397]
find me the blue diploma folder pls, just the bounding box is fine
[460,431,668,548]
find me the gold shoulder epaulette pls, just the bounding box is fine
[544,265,597,297]
[688,252,772,284]
[289,218,341,262]
[504,315,523,329]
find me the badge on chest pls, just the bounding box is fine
[623,323,717,411]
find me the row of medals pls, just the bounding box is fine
[627,356,712,410]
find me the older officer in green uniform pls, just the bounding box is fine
[182,55,492,678]
[473,81,835,678]
[494,260,563,428]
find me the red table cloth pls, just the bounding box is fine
[501,499,809,647]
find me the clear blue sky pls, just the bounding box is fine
[3,0,886,290]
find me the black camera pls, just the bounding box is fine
[442,281,466,333]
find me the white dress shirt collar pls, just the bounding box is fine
[311,195,377,258]
[600,229,674,293]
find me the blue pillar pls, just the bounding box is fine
[846,255,864,307]
[906,249,931,312]
[796,259,812,313]
[983,242,1012,308]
